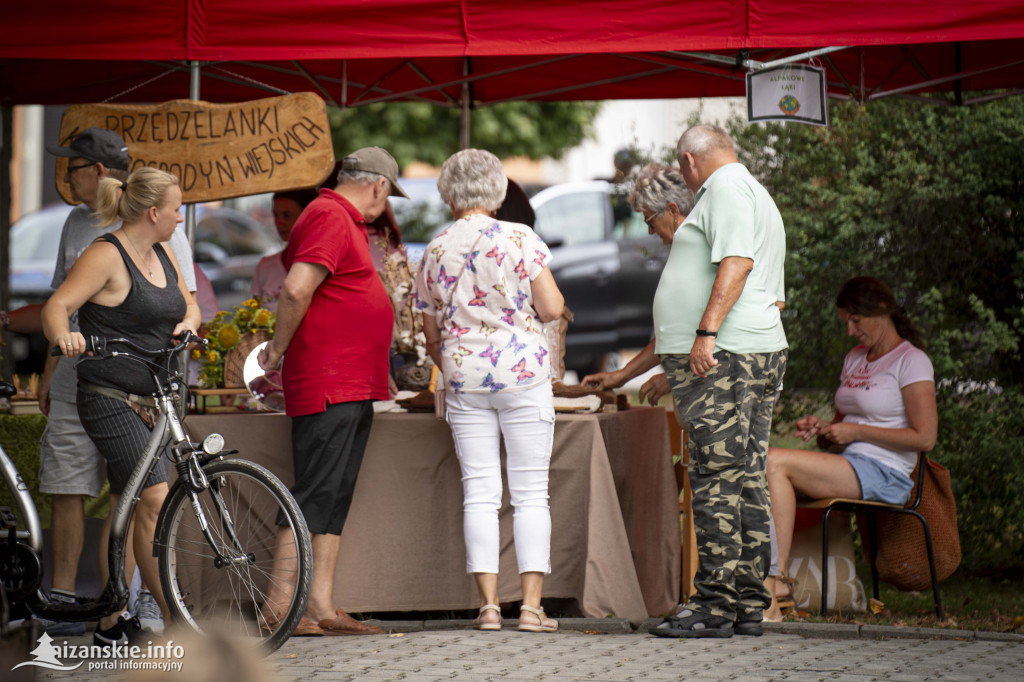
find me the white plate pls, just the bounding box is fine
[242,341,286,412]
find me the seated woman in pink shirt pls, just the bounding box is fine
[765,276,937,618]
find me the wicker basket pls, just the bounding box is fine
[223,330,273,388]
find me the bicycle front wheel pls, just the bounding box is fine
[155,459,312,654]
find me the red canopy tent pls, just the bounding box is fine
[3,1,1024,107]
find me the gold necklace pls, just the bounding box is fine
[122,230,154,277]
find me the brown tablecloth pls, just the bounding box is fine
[185,407,679,624]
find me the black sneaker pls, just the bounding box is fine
[649,608,734,638]
[93,612,145,647]
[734,620,764,636]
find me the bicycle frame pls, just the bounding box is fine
[1,335,220,623]
[0,443,44,556]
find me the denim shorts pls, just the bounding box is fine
[843,452,914,505]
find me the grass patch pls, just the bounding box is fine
[788,570,1024,633]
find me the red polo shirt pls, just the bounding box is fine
[282,188,393,416]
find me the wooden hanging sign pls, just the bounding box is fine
[55,92,335,204]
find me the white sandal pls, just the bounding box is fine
[517,605,558,632]
[474,604,503,631]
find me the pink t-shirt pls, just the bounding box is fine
[250,251,287,311]
[282,189,394,416]
[834,340,934,476]
[412,214,551,394]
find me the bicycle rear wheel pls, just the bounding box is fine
[155,459,312,654]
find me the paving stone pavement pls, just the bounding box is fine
[17,621,1023,682]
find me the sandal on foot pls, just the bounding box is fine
[776,575,797,616]
[263,615,323,637]
[474,604,503,631]
[517,605,558,633]
[649,608,734,639]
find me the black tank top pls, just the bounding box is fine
[78,233,187,394]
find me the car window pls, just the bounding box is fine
[389,178,451,242]
[196,211,277,258]
[609,191,649,240]
[391,199,450,243]
[533,191,607,245]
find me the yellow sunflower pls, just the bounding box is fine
[217,324,240,349]
[253,308,272,327]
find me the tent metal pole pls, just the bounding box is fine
[183,60,201,380]
[671,46,849,71]
[869,56,1024,100]
[186,61,200,246]
[460,58,471,150]
[0,106,12,380]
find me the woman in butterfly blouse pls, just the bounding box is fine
[412,149,565,633]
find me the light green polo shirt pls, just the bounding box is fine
[653,162,788,354]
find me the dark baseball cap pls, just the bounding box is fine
[341,147,409,198]
[47,128,130,171]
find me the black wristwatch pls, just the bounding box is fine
[695,329,718,337]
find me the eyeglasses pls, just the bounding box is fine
[66,162,96,174]
[644,211,663,226]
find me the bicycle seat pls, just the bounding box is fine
[0,382,16,399]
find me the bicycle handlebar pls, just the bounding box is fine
[50,331,209,357]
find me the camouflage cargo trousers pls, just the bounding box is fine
[662,349,787,621]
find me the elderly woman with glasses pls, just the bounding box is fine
[412,149,565,633]
[582,162,694,403]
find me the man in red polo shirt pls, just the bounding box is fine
[259,147,408,636]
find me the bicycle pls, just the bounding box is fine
[0,331,312,654]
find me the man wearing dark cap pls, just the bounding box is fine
[28,127,197,641]
[259,147,406,636]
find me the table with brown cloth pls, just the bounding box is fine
[184,406,680,624]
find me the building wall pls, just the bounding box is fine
[542,97,746,184]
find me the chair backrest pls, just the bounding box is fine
[904,452,929,511]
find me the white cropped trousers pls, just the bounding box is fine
[445,380,555,575]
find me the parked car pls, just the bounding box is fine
[389,179,667,375]
[531,181,668,374]
[8,203,74,309]
[192,205,280,310]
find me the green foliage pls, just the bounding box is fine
[729,98,1024,389]
[0,414,47,523]
[327,101,602,168]
[0,414,108,525]
[739,100,1024,571]
[933,388,1024,572]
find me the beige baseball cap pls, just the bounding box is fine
[341,147,409,198]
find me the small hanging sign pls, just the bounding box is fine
[746,64,828,127]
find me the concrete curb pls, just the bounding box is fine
[364,618,1024,642]
[368,618,635,634]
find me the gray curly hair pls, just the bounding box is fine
[437,149,507,213]
[628,163,694,215]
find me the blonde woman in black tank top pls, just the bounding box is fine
[42,167,200,643]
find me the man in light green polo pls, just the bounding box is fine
[584,124,787,637]
[648,123,787,638]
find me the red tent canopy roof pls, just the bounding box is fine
[2,1,1024,105]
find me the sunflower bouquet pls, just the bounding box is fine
[194,298,275,388]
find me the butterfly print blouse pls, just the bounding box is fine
[412,214,552,393]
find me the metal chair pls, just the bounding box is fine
[797,452,942,619]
